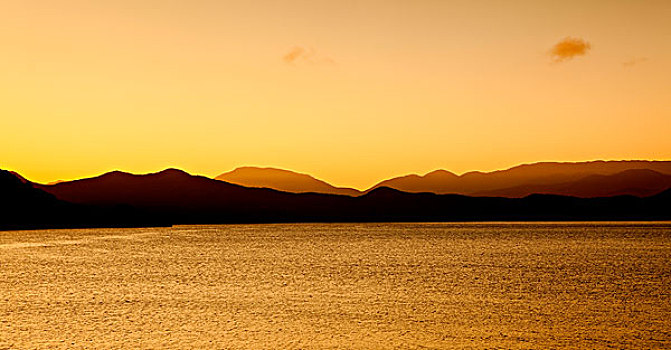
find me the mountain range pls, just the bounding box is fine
[369,160,671,197]
[212,161,671,198]
[2,161,671,230]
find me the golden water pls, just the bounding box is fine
[1,223,670,349]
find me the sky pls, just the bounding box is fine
[1,0,670,189]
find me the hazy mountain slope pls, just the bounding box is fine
[368,160,671,196]
[370,170,459,193]
[475,169,671,198]
[215,167,360,196]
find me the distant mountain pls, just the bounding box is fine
[215,167,361,196]
[368,170,460,193]
[368,160,671,196]
[46,180,66,185]
[476,169,671,198]
[4,165,671,231]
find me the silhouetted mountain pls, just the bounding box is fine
[215,167,361,196]
[8,170,29,184]
[2,170,62,207]
[1,170,156,230]
[36,169,355,223]
[368,160,671,196]
[369,170,459,193]
[4,167,670,231]
[0,170,76,230]
[476,169,671,198]
[354,186,671,222]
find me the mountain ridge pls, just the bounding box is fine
[474,169,671,198]
[215,166,361,196]
[4,167,671,231]
[20,160,671,198]
[367,160,671,196]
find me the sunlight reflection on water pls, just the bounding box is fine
[1,222,670,349]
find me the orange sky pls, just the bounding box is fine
[1,0,670,189]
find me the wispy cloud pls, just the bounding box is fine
[283,46,335,66]
[283,46,307,64]
[622,57,648,67]
[549,37,591,62]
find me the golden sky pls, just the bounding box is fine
[1,0,670,189]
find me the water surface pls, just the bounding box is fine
[1,223,670,349]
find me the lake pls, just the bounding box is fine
[1,223,670,349]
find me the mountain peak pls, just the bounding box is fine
[363,186,408,197]
[154,168,191,177]
[105,170,132,177]
[215,167,360,196]
[232,166,301,174]
[101,168,190,178]
[424,169,458,178]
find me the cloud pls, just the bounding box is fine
[283,46,307,64]
[622,57,648,67]
[549,37,591,62]
[283,46,335,66]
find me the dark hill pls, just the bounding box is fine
[36,169,355,223]
[1,170,158,230]
[0,170,76,230]
[1,170,63,208]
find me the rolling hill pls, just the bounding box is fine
[215,167,361,196]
